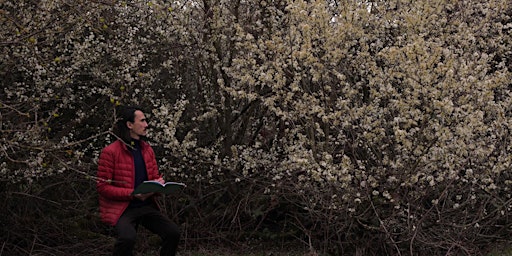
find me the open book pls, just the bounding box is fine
[132,181,186,195]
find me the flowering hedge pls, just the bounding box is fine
[1,0,512,255]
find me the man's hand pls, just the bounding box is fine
[132,178,164,200]
[133,192,154,201]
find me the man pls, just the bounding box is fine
[97,106,180,256]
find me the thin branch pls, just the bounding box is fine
[11,192,61,206]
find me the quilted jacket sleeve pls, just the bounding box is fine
[97,145,134,200]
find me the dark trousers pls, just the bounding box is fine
[113,205,180,256]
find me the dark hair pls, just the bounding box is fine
[115,105,145,142]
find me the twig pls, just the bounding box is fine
[0,101,30,117]
[55,130,111,149]
[11,192,61,206]
[368,196,402,256]
[29,235,36,256]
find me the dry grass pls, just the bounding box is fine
[176,242,312,256]
[177,241,512,256]
[179,249,310,256]
[486,242,512,256]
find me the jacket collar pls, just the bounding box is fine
[118,139,147,152]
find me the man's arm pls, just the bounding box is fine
[97,147,134,200]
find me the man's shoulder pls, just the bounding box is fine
[102,140,125,152]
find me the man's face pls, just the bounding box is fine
[127,110,148,139]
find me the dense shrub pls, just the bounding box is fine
[1,0,512,255]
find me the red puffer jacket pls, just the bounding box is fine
[97,140,161,226]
